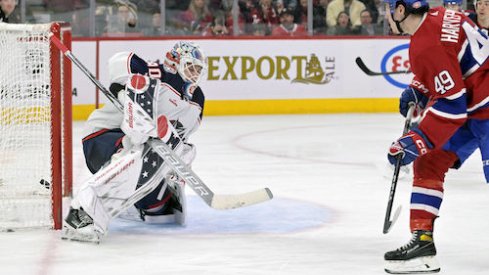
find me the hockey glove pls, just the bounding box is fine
[400,87,428,117]
[388,129,432,166]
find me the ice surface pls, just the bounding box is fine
[1,114,488,275]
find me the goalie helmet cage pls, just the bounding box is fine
[0,22,72,230]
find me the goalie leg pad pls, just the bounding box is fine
[69,143,173,234]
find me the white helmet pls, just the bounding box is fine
[168,41,207,85]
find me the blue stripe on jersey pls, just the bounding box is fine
[459,45,479,76]
[129,54,149,75]
[411,193,442,210]
[432,94,467,115]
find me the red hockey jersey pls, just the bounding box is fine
[409,7,489,147]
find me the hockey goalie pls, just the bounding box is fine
[62,41,206,243]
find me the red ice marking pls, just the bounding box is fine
[130,74,146,90]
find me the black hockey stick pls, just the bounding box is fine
[49,34,273,210]
[383,103,416,234]
[355,57,411,76]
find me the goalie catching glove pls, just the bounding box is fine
[388,129,432,166]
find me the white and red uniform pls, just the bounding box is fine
[407,7,489,231]
[410,7,489,147]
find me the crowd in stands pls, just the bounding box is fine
[1,0,387,37]
[160,0,386,36]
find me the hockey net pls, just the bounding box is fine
[0,22,72,230]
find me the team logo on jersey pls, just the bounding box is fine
[127,74,150,94]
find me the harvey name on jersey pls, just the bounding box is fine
[440,9,461,43]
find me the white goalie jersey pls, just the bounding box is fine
[84,51,204,141]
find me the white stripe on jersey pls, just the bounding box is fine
[445,89,466,100]
[457,39,468,62]
[411,203,440,215]
[468,95,489,112]
[463,64,480,79]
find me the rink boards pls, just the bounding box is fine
[70,37,411,119]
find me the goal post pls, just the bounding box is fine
[0,22,72,230]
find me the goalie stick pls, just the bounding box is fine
[49,34,273,210]
[383,103,415,234]
[355,57,411,76]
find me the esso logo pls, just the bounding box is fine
[381,44,413,89]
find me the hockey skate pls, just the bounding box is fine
[384,230,440,274]
[167,174,186,225]
[118,174,187,225]
[139,174,187,225]
[61,207,104,244]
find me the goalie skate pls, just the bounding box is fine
[384,230,440,274]
[61,207,104,244]
[117,173,187,225]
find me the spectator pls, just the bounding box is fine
[105,2,139,36]
[279,0,298,9]
[326,11,355,35]
[326,0,366,27]
[313,0,330,34]
[251,22,268,35]
[0,0,17,23]
[249,0,280,34]
[293,0,308,26]
[180,0,213,35]
[354,9,382,35]
[274,0,286,11]
[72,7,91,36]
[259,0,280,25]
[209,0,228,13]
[166,0,191,10]
[359,0,379,24]
[224,0,247,35]
[138,11,163,36]
[373,0,384,25]
[42,0,79,23]
[202,11,230,36]
[137,0,161,35]
[271,8,307,35]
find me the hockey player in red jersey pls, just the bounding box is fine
[384,0,489,273]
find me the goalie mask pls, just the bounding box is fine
[167,41,207,86]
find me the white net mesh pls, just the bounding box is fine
[0,23,54,230]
